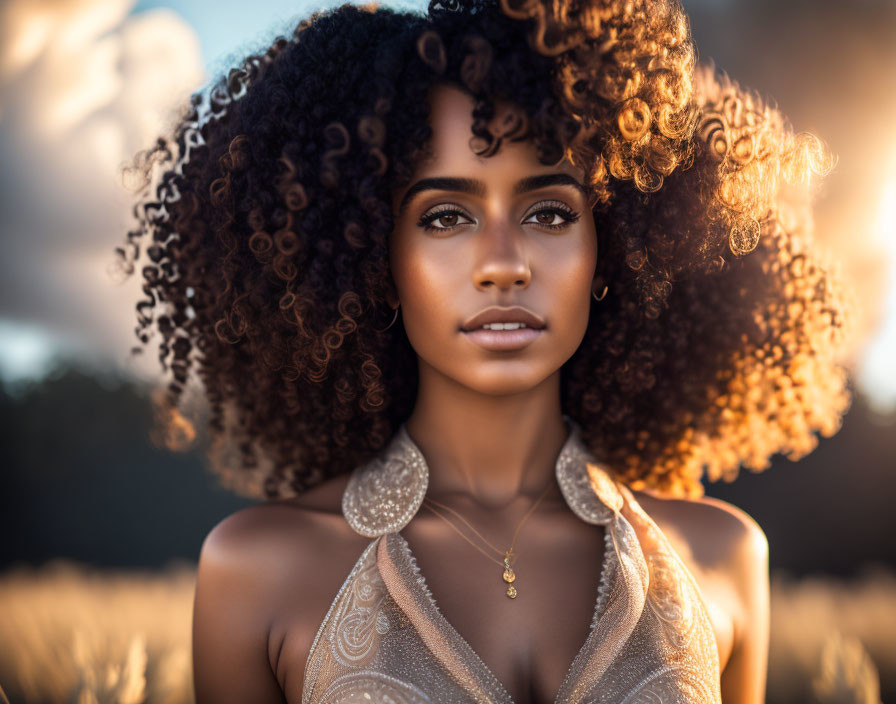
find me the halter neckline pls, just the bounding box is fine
[341,415,624,538]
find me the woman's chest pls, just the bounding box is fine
[401,520,612,704]
[275,522,610,704]
[273,513,736,703]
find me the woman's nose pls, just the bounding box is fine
[471,221,531,291]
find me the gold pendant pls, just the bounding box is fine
[503,554,517,599]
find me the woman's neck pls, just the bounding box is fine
[405,360,569,510]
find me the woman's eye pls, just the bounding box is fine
[528,210,567,228]
[417,207,473,232]
[524,203,581,231]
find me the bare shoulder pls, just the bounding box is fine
[199,471,359,591]
[629,486,768,573]
[194,472,369,701]
[627,486,770,686]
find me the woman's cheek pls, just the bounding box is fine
[394,258,460,356]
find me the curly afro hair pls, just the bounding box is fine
[116,0,853,499]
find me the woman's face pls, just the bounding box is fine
[389,82,598,396]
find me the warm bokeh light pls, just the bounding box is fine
[877,163,896,248]
[855,146,896,416]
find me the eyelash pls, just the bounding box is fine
[416,200,581,233]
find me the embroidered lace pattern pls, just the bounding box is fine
[302,418,722,703]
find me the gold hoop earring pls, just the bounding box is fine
[376,303,400,332]
[592,285,608,302]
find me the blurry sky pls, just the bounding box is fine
[0,0,894,414]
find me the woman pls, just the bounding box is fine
[118,0,851,701]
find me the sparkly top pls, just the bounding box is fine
[302,417,722,703]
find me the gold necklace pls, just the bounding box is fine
[421,477,555,599]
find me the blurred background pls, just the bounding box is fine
[0,0,894,702]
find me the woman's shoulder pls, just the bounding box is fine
[627,487,770,676]
[196,472,369,622]
[629,486,768,572]
[200,472,362,569]
[194,473,373,697]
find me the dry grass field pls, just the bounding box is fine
[0,561,891,703]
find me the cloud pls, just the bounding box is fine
[0,0,203,381]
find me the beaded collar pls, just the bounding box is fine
[341,415,624,538]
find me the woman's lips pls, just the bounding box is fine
[461,327,544,351]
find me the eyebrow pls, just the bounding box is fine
[396,173,589,217]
